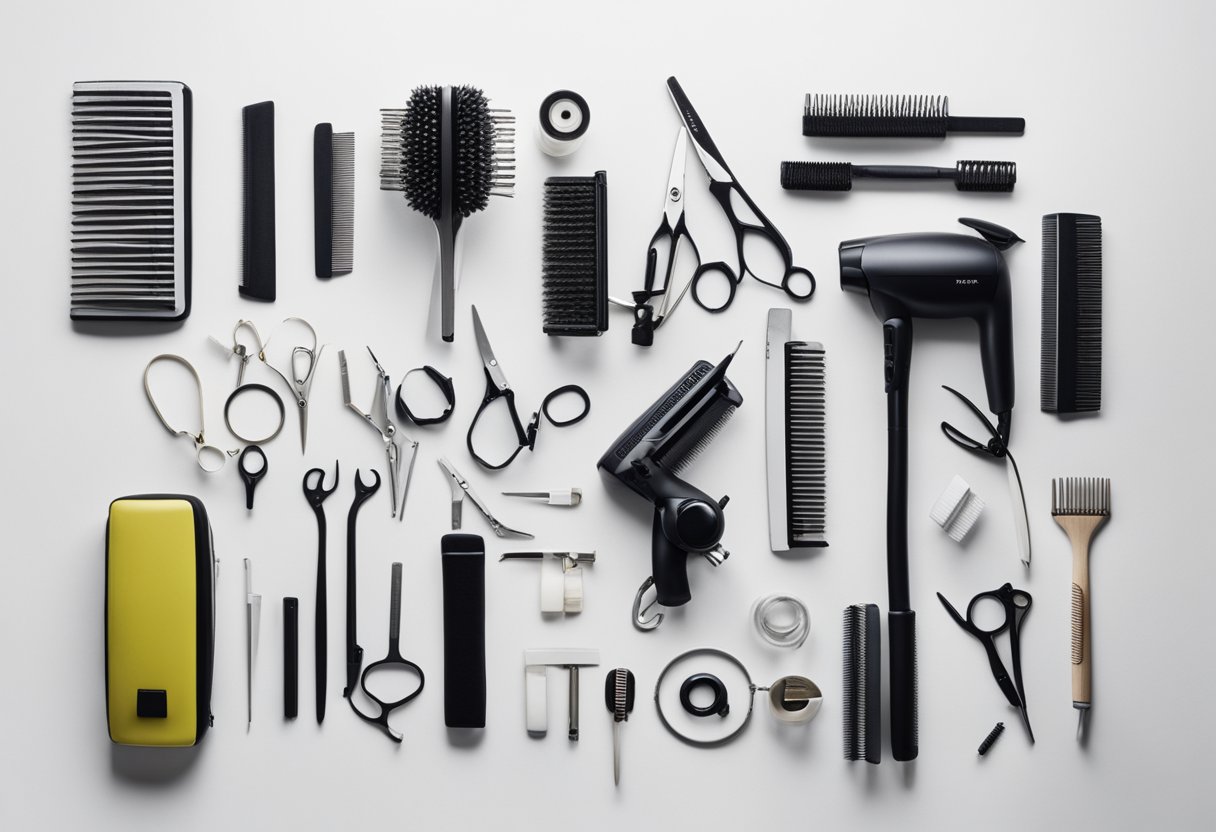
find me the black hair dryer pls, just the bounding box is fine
[839,217,1021,761]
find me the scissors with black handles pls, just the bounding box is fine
[937,582,1034,742]
[666,76,815,311]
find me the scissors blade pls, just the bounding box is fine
[471,305,509,392]
[438,458,465,529]
[1006,453,1032,569]
[385,440,401,519]
[662,129,689,229]
[666,76,734,185]
[397,437,419,522]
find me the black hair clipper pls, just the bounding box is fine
[597,344,742,629]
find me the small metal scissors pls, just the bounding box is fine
[938,583,1034,742]
[617,128,736,346]
[259,317,323,453]
[339,347,419,521]
[468,305,540,470]
[667,76,815,310]
[438,457,534,539]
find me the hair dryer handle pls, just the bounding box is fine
[978,278,1015,428]
[651,509,693,607]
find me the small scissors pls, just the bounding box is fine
[937,583,1034,742]
[438,457,534,539]
[259,317,323,453]
[339,347,419,521]
[349,562,425,743]
[618,128,736,346]
[667,76,815,311]
[468,305,540,470]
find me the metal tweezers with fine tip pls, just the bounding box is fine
[438,457,534,539]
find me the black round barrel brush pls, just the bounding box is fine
[781,160,1016,192]
[381,86,515,341]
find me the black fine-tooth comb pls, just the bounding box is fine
[314,124,354,278]
[70,80,192,321]
[241,101,276,301]
[803,94,1025,138]
[843,603,881,764]
[781,160,1016,193]
[1042,213,1102,414]
[542,172,608,336]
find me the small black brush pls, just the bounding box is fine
[1042,213,1102,414]
[542,171,608,336]
[240,101,275,301]
[803,94,1024,138]
[843,603,881,764]
[381,86,515,342]
[314,123,354,278]
[781,160,1016,193]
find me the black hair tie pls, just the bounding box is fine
[395,365,456,426]
[541,384,590,427]
[680,673,730,718]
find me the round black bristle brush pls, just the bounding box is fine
[381,86,515,341]
[780,160,1016,193]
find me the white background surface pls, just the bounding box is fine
[2,0,1213,828]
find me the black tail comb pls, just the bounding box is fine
[803,94,1024,138]
[781,160,1016,193]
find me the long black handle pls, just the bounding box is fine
[651,511,692,607]
[315,511,327,724]
[855,165,954,182]
[946,116,1025,134]
[284,597,298,720]
[884,317,918,760]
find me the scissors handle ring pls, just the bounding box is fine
[690,261,738,313]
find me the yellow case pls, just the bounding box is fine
[106,495,215,746]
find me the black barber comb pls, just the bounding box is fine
[803,94,1024,138]
[781,160,1016,193]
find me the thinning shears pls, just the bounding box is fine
[619,128,736,346]
[667,76,815,310]
[339,347,419,521]
[938,583,1034,742]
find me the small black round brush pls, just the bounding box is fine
[781,160,1016,193]
[381,86,515,341]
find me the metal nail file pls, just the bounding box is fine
[245,559,262,728]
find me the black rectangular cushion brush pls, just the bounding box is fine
[1042,213,1102,413]
[241,101,275,301]
[542,171,608,336]
[314,123,354,278]
[441,533,486,728]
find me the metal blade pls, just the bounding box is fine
[662,129,689,228]
[471,305,509,391]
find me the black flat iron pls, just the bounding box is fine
[597,344,743,631]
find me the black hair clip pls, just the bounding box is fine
[395,365,456,426]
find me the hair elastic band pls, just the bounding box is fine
[395,365,456,426]
[224,382,286,445]
[541,384,590,427]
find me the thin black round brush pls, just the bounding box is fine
[381,86,515,341]
[781,160,1016,192]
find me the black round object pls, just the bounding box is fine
[541,384,590,427]
[399,84,496,220]
[679,673,730,718]
[538,90,590,141]
[395,365,456,426]
[674,500,721,549]
[224,383,286,444]
[954,160,1017,193]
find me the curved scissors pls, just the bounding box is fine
[624,128,737,344]
[467,305,539,470]
[259,317,323,453]
[349,562,425,742]
[937,583,1034,742]
[667,76,815,310]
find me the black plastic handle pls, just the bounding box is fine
[889,609,918,761]
[651,510,692,607]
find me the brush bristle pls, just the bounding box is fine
[786,342,827,546]
[542,173,607,336]
[379,85,515,220]
[780,161,853,191]
[803,93,948,137]
[843,604,880,763]
[954,160,1016,192]
[667,406,736,474]
[1041,213,1102,413]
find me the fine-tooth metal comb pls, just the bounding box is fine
[1052,477,1111,741]
[766,309,827,551]
[70,80,192,321]
[314,123,354,278]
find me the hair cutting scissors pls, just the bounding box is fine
[667,76,815,310]
[620,128,736,345]
[468,305,540,470]
[937,583,1034,742]
[257,317,322,453]
[339,347,419,521]
[349,562,425,743]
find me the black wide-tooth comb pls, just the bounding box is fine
[542,172,608,336]
[1042,213,1103,414]
[241,101,275,301]
[843,603,881,764]
[380,85,515,342]
[781,160,1016,193]
[314,123,354,278]
[803,94,1024,138]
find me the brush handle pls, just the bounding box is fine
[945,116,1025,134]
[1060,517,1097,709]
